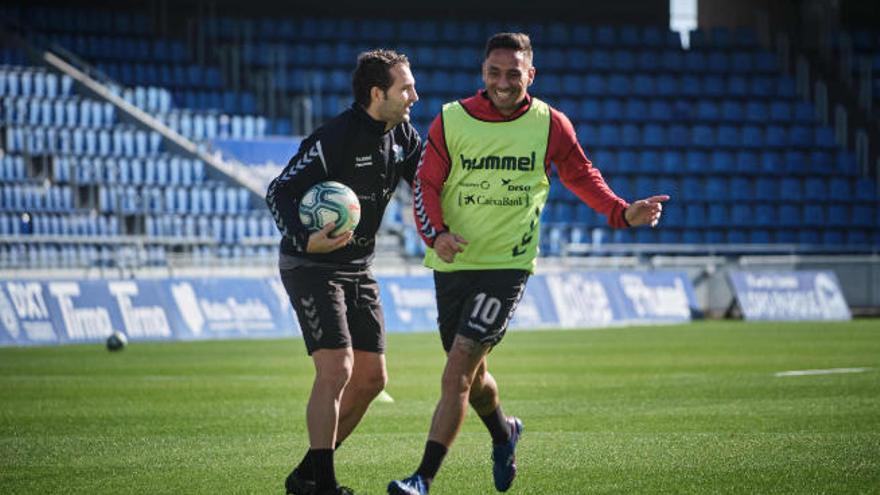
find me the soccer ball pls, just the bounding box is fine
[106,331,128,351]
[298,181,361,237]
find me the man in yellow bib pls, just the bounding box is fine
[388,33,668,495]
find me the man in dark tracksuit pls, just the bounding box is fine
[266,49,421,495]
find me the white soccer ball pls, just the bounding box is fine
[106,331,128,351]
[298,181,361,237]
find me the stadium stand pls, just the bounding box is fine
[0,3,877,270]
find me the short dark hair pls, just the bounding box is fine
[352,49,410,108]
[484,32,533,66]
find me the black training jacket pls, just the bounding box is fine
[266,103,422,266]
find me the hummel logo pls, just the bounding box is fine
[501,178,512,186]
[355,155,372,167]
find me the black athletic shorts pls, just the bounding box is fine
[280,265,385,355]
[434,269,530,352]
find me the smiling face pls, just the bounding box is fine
[370,63,418,131]
[482,48,535,117]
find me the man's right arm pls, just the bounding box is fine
[413,115,450,248]
[265,134,330,251]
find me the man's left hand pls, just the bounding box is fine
[625,195,670,227]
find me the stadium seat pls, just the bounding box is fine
[727,229,747,243]
[749,229,771,243]
[804,177,828,201]
[684,203,706,227]
[802,203,825,227]
[730,204,752,226]
[821,229,845,245]
[826,204,849,227]
[778,204,800,227]
[754,204,776,226]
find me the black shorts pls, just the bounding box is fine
[280,265,385,355]
[434,269,530,352]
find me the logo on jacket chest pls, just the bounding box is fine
[355,155,373,168]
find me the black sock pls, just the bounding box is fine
[310,449,337,492]
[415,440,448,485]
[480,406,511,444]
[297,442,341,481]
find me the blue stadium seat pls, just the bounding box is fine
[612,49,636,71]
[631,50,658,71]
[852,205,875,227]
[607,74,631,96]
[854,179,877,201]
[846,230,870,245]
[803,177,828,201]
[826,204,849,227]
[821,229,845,245]
[583,75,606,96]
[754,204,776,226]
[680,177,701,201]
[705,177,727,200]
[727,76,748,97]
[730,204,752,226]
[621,124,640,146]
[681,228,703,244]
[716,125,739,148]
[754,177,778,201]
[590,49,612,71]
[814,126,835,149]
[778,204,800,227]
[684,203,706,227]
[601,99,623,121]
[622,98,647,122]
[769,101,792,122]
[803,203,825,226]
[631,74,654,96]
[578,99,600,120]
[680,75,701,97]
[745,101,769,123]
[793,101,815,122]
[648,100,673,121]
[705,229,725,243]
[661,151,683,174]
[617,150,639,172]
[703,75,726,97]
[559,74,582,97]
[592,150,617,170]
[597,124,621,147]
[741,125,764,148]
[655,75,677,96]
[727,229,747,243]
[642,124,666,147]
[779,177,802,197]
[630,151,654,173]
[729,177,750,201]
[707,52,730,73]
[707,204,728,226]
[759,152,784,175]
[749,229,771,243]
[685,150,708,174]
[690,125,715,148]
[789,125,813,148]
[696,100,720,121]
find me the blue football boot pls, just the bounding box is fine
[492,417,523,492]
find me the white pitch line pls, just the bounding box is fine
[774,367,870,377]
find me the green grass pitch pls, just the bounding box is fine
[2,320,879,494]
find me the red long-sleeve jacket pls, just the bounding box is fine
[414,90,630,247]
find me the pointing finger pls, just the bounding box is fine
[644,195,670,204]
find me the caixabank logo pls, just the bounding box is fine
[457,192,530,207]
[456,177,534,208]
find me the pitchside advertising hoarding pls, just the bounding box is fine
[0,271,699,346]
[728,270,852,321]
